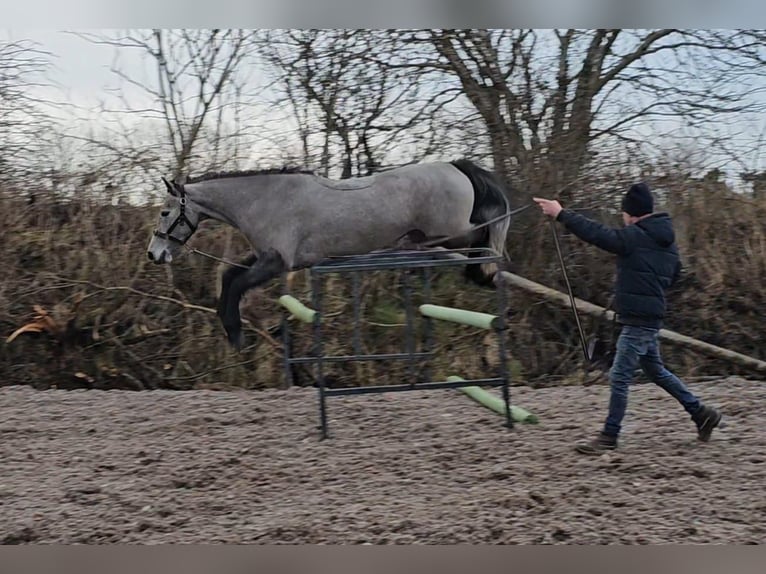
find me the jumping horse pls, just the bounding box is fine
[146,159,512,350]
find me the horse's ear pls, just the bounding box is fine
[161,176,178,197]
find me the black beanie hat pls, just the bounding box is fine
[622,182,653,217]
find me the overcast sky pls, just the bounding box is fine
[4,0,766,27]
[5,28,175,126]
[4,28,766,182]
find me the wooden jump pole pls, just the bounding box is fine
[495,271,766,375]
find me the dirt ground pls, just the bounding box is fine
[1,376,764,544]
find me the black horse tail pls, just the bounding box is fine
[450,159,511,286]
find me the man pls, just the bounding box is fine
[533,183,722,454]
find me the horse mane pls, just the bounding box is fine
[185,166,315,184]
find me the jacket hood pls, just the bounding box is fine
[636,212,675,247]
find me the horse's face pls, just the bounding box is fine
[146,178,201,264]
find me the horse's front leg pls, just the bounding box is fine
[220,249,286,351]
[217,254,258,322]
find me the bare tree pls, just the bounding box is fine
[0,38,54,187]
[394,29,766,199]
[73,29,261,184]
[261,29,461,177]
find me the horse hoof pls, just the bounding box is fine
[225,328,244,351]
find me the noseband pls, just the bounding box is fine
[153,188,197,245]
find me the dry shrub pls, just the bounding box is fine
[1,172,763,392]
[660,176,766,374]
[502,171,766,384]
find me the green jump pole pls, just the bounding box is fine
[279,295,318,324]
[447,376,538,424]
[418,304,505,330]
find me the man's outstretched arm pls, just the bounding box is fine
[532,197,630,255]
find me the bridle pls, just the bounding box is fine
[153,185,197,245]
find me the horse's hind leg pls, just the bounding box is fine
[221,249,285,350]
[460,228,504,288]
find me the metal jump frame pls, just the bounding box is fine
[279,247,513,439]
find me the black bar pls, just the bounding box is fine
[351,271,362,356]
[318,246,500,260]
[401,270,417,382]
[312,256,502,274]
[275,246,516,439]
[310,247,503,273]
[494,271,513,429]
[421,267,433,385]
[288,352,434,365]
[311,271,329,439]
[324,378,507,397]
[280,275,293,389]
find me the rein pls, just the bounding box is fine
[549,219,591,362]
[421,203,534,248]
[183,206,535,271]
[183,244,250,269]
[423,198,591,362]
[179,187,592,364]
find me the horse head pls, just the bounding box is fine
[146,177,202,264]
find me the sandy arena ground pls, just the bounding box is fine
[1,377,764,544]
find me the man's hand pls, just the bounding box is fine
[533,197,563,219]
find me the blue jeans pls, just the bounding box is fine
[604,325,701,437]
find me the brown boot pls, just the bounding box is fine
[575,432,618,455]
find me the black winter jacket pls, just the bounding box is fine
[556,210,682,329]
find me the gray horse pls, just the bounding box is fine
[146,159,511,349]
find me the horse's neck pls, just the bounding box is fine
[185,183,243,229]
